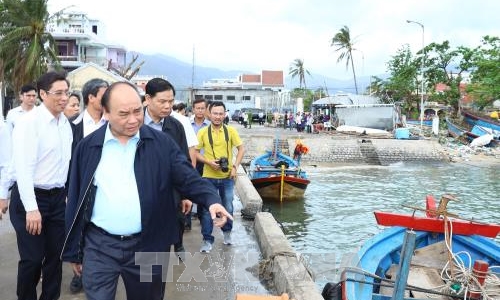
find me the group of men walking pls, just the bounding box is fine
[0,71,244,300]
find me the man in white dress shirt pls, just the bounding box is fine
[0,71,73,300]
[6,84,38,130]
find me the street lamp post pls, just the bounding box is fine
[406,20,425,131]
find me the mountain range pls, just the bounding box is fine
[132,52,380,95]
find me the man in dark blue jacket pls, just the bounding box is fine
[61,81,231,300]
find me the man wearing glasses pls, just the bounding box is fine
[0,71,73,300]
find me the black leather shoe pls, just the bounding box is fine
[70,274,83,293]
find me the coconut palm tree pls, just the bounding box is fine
[331,25,359,94]
[289,58,311,89]
[0,0,63,95]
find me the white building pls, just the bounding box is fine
[47,10,127,72]
[191,70,287,113]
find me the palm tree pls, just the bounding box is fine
[289,58,311,89]
[331,25,359,94]
[0,0,63,95]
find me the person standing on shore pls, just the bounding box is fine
[143,77,195,260]
[1,71,73,300]
[63,93,81,119]
[62,81,231,300]
[6,84,38,130]
[195,101,245,253]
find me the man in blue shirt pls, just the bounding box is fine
[62,81,231,300]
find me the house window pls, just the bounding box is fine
[56,42,70,56]
[214,95,223,100]
[226,95,235,101]
[194,95,204,100]
[205,95,213,100]
[242,96,251,101]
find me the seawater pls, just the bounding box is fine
[263,162,499,283]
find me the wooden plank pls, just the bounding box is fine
[380,265,409,298]
[391,231,416,300]
[406,267,448,299]
[374,211,500,237]
[411,241,448,270]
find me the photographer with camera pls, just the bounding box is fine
[195,101,245,253]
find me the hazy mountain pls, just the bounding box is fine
[133,51,380,95]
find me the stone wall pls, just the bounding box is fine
[241,136,448,166]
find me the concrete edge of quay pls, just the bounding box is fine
[235,166,324,300]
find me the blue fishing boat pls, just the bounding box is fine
[406,119,433,127]
[462,110,500,132]
[248,150,310,202]
[446,117,499,147]
[322,195,500,300]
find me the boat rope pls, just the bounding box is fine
[438,217,500,300]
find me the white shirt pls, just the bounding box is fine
[5,104,73,211]
[171,111,198,148]
[0,121,10,177]
[6,106,31,131]
[82,109,106,137]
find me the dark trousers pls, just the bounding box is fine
[9,184,66,300]
[83,225,166,300]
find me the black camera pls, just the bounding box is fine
[218,157,229,172]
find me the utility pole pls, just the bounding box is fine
[406,20,425,131]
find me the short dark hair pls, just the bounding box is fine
[175,102,186,111]
[82,78,109,106]
[69,93,81,102]
[101,81,141,112]
[36,71,69,99]
[20,84,36,94]
[192,98,207,107]
[145,78,176,97]
[209,101,225,112]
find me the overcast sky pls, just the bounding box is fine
[48,0,500,80]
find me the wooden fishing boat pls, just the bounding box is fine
[445,117,471,139]
[446,117,499,147]
[462,109,500,132]
[322,195,500,300]
[248,150,310,202]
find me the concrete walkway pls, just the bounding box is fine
[0,199,270,300]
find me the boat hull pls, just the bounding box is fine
[249,150,310,201]
[250,176,310,201]
[462,110,500,132]
[338,226,500,300]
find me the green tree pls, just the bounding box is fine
[0,0,63,96]
[288,58,311,89]
[331,25,359,94]
[466,36,500,109]
[384,45,419,115]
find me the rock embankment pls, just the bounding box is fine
[235,124,499,166]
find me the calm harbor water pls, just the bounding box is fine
[264,162,499,282]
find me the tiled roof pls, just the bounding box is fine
[241,74,261,83]
[261,70,284,86]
